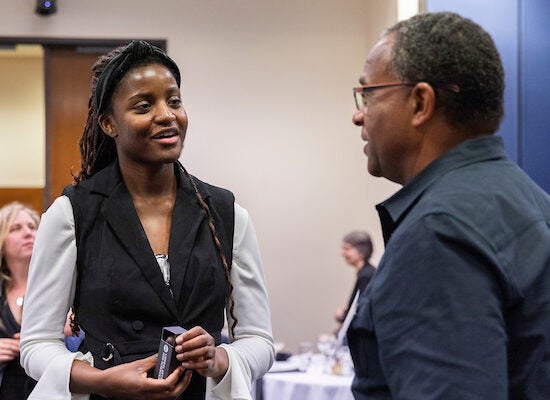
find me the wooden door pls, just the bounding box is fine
[44,47,101,207]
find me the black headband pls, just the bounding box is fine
[95,40,181,115]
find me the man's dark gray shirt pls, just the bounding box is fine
[348,135,550,399]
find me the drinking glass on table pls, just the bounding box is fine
[334,345,354,376]
[297,341,314,372]
[317,333,337,373]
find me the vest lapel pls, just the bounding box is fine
[167,170,209,304]
[101,180,181,322]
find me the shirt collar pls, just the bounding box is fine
[376,135,507,244]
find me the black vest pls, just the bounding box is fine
[63,162,234,399]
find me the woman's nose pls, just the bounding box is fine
[156,104,176,124]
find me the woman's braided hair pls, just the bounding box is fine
[73,47,121,183]
[69,41,238,338]
[181,166,238,337]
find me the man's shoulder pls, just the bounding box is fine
[404,160,550,248]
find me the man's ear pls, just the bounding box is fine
[410,82,436,128]
[98,114,117,138]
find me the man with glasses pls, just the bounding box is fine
[347,12,550,400]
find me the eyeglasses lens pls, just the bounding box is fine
[354,89,366,110]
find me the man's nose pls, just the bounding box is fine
[352,109,364,126]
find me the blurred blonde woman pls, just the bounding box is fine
[0,202,39,399]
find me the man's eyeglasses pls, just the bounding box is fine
[353,82,460,110]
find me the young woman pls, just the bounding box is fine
[20,41,274,400]
[0,202,39,399]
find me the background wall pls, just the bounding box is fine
[0,47,45,187]
[0,0,400,352]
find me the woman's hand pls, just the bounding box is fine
[0,333,20,363]
[71,354,192,399]
[174,326,229,379]
[334,306,347,323]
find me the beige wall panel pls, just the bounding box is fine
[0,53,45,187]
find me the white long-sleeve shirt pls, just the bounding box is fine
[20,196,274,399]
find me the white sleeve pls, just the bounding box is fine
[20,196,94,400]
[206,203,275,400]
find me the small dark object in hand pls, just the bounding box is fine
[153,326,187,379]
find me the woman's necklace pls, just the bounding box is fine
[5,287,25,324]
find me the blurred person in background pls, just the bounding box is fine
[334,230,375,328]
[0,202,39,399]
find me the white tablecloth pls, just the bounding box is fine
[260,359,354,400]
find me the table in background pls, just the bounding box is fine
[257,359,354,400]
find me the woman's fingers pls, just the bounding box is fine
[103,358,190,400]
[175,327,214,358]
[139,354,159,373]
[0,338,20,361]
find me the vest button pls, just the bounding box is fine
[132,320,144,331]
